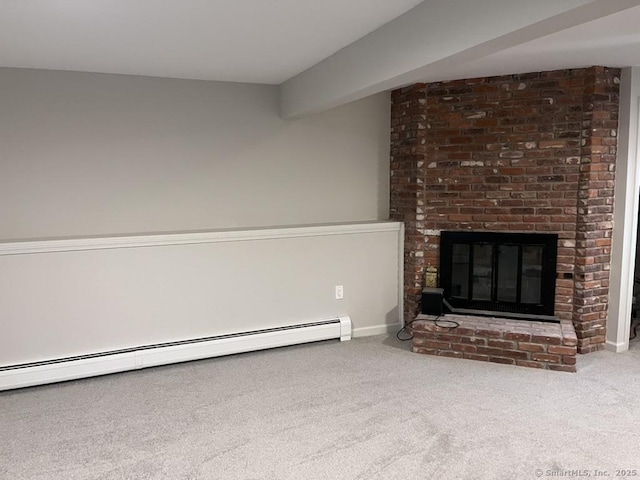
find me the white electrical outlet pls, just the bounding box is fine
[335,285,344,300]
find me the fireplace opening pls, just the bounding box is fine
[439,231,558,322]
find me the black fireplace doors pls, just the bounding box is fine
[439,231,558,319]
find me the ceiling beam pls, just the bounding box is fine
[280,0,640,118]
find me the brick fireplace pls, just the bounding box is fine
[390,66,620,362]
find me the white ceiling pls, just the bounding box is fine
[421,4,640,84]
[1,0,640,115]
[0,0,423,84]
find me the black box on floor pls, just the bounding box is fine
[421,287,444,316]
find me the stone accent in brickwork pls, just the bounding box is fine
[412,314,578,372]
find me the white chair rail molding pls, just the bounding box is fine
[0,221,403,390]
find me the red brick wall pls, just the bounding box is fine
[390,67,620,353]
[390,84,428,322]
[573,67,619,352]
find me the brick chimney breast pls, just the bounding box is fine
[390,67,620,353]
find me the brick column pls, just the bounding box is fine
[390,84,427,322]
[573,67,620,353]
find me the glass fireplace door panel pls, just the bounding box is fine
[439,231,557,318]
[521,245,543,304]
[497,245,519,303]
[450,244,470,298]
[472,244,493,301]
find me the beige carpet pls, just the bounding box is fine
[1,334,639,480]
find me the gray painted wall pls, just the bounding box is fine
[0,68,399,366]
[0,68,390,240]
[0,225,402,366]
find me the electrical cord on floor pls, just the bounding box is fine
[396,319,420,342]
[396,315,460,341]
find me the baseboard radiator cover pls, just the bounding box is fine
[0,316,352,391]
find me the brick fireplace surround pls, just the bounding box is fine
[390,67,620,370]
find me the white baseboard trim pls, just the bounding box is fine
[0,317,352,391]
[352,323,402,338]
[605,340,628,353]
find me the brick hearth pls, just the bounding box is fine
[412,314,578,372]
